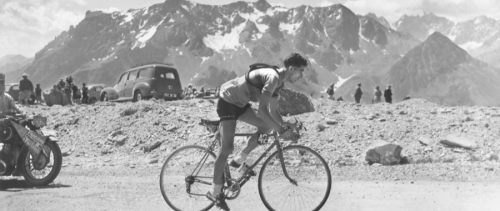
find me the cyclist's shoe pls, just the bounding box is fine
[206,191,230,211]
[229,160,256,176]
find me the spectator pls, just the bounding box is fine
[326,83,334,100]
[81,83,89,104]
[35,84,42,104]
[200,86,205,96]
[384,85,393,103]
[19,73,34,106]
[58,78,65,89]
[66,76,73,85]
[72,84,80,103]
[354,83,363,104]
[64,83,73,105]
[0,73,22,113]
[373,86,382,103]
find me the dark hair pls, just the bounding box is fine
[283,53,308,68]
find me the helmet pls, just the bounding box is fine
[22,73,28,77]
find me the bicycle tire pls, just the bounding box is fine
[160,145,216,211]
[258,145,331,211]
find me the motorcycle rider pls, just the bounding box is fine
[0,73,22,114]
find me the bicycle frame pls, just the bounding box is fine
[186,131,297,197]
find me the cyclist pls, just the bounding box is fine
[206,53,309,210]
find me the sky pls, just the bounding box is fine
[0,0,499,58]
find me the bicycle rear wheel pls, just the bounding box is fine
[258,145,331,211]
[159,145,216,211]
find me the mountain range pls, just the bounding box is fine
[3,0,500,105]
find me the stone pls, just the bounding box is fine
[464,116,473,122]
[439,134,477,149]
[315,123,326,132]
[278,88,315,116]
[486,153,499,161]
[325,119,337,125]
[430,110,437,114]
[147,158,159,164]
[418,136,433,146]
[144,141,163,152]
[111,135,127,146]
[399,111,407,115]
[365,140,403,165]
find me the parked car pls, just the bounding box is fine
[100,62,182,102]
[5,83,35,104]
[86,84,104,104]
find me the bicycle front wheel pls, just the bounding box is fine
[258,145,331,211]
[159,145,216,211]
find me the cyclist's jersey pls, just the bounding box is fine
[220,68,285,108]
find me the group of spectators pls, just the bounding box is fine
[182,84,220,99]
[51,76,89,104]
[327,82,402,104]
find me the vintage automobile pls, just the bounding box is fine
[100,62,182,102]
[5,83,36,104]
[86,84,104,104]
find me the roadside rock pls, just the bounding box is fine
[278,88,314,116]
[107,130,128,146]
[418,136,433,146]
[144,141,163,152]
[365,140,403,165]
[440,134,477,149]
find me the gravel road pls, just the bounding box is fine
[1,165,499,211]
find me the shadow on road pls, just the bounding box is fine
[0,179,71,192]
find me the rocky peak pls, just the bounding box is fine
[415,32,470,66]
[253,0,272,12]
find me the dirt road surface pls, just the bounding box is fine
[1,165,499,211]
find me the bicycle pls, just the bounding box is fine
[159,117,332,211]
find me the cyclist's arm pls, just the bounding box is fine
[258,92,285,133]
[269,96,285,126]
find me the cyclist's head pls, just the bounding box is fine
[283,53,308,83]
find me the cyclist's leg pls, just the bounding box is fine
[212,120,236,195]
[234,108,272,162]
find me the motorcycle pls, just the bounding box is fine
[0,111,62,186]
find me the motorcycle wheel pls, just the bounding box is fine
[19,140,62,186]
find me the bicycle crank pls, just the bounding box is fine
[223,178,241,200]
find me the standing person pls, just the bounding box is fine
[64,83,73,105]
[354,83,363,104]
[373,86,382,103]
[19,73,34,106]
[384,85,393,103]
[35,84,42,104]
[206,53,306,210]
[326,83,335,100]
[81,83,89,104]
[0,73,22,113]
[58,78,65,89]
[72,84,79,104]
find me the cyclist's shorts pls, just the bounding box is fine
[216,98,251,121]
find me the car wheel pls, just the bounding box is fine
[101,93,108,102]
[133,91,142,102]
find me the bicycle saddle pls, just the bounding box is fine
[200,117,220,126]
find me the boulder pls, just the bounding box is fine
[439,134,477,149]
[365,140,403,165]
[278,88,314,116]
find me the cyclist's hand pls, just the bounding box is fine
[278,126,294,140]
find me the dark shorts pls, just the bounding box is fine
[216,98,251,121]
